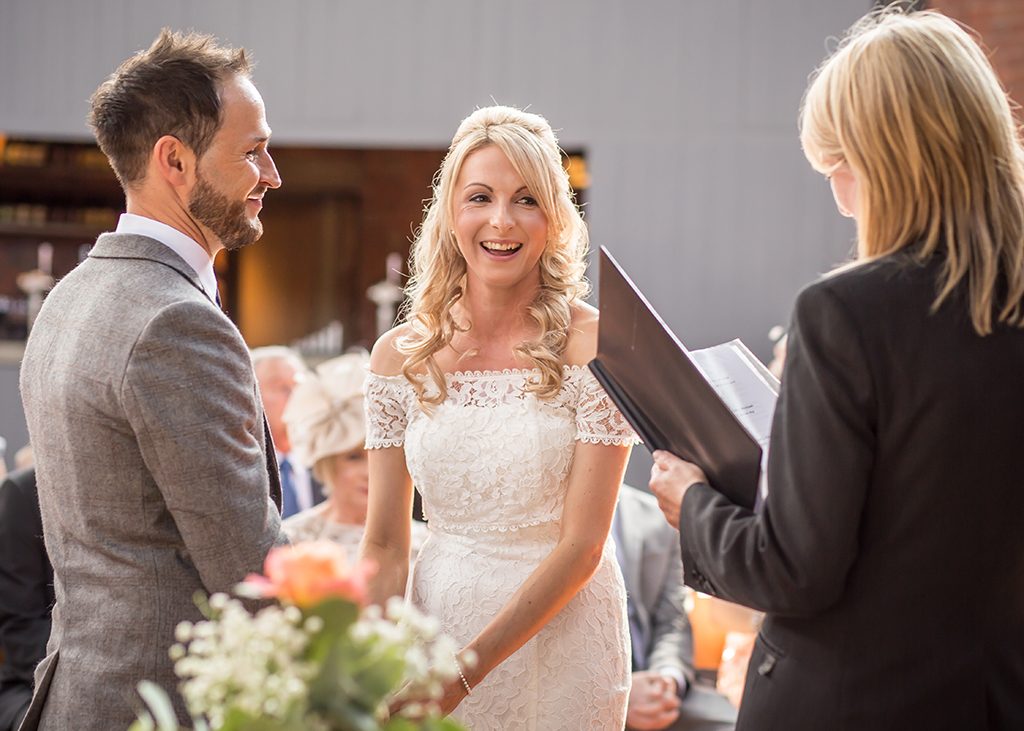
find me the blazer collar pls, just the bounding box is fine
[88,232,212,304]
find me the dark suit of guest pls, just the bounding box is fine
[677,252,1024,730]
[0,468,51,731]
[615,485,736,731]
[615,485,695,689]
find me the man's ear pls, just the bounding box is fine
[151,135,195,187]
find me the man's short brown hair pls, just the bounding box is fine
[88,29,252,187]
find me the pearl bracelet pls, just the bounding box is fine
[456,660,472,695]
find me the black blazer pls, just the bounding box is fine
[679,252,1024,730]
[0,467,52,731]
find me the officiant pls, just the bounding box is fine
[649,8,1024,730]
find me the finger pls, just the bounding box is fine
[652,450,682,466]
[654,709,681,724]
[630,708,679,729]
[631,699,666,715]
[658,692,681,710]
[637,675,660,691]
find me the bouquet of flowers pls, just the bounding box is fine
[131,541,465,731]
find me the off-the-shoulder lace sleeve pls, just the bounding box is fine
[574,368,641,446]
[364,372,410,449]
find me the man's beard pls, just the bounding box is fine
[188,172,263,252]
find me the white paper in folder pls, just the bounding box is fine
[689,339,780,502]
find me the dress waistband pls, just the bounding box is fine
[426,515,560,536]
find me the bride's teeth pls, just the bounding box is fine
[482,241,520,252]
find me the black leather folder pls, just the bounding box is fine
[588,247,761,510]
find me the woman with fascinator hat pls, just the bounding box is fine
[281,351,425,561]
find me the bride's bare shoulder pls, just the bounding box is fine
[370,324,412,377]
[564,302,599,366]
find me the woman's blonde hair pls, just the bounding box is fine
[398,105,590,405]
[800,5,1024,335]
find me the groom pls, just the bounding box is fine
[19,30,285,731]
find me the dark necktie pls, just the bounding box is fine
[279,457,299,518]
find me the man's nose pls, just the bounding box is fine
[262,150,283,189]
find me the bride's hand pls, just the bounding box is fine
[387,675,469,720]
[432,675,470,717]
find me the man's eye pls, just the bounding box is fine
[246,149,259,160]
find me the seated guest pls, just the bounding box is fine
[281,352,425,560]
[614,484,737,731]
[252,346,324,518]
[0,468,51,731]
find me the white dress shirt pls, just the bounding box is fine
[115,213,219,302]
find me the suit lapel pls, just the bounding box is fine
[263,414,282,512]
[623,499,647,620]
[615,500,644,603]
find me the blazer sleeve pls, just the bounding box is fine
[646,527,696,689]
[122,301,283,595]
[679,280,876,616]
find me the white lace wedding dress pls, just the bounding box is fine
[365,365,637,730]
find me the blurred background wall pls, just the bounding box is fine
[0,0,1019,482]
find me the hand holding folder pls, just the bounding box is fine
[588,247,778,510]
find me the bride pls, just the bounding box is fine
[360,105,636,729]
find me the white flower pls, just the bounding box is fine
[158,574,465,729]
[174,621,193,643]
[172,598,316,724]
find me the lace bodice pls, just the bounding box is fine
[366,365,636,729]
[365,366,637,533]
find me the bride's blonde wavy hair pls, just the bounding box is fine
[397,105,590,406]
[800,5,1024,335]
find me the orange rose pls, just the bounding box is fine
[241,541,376,608]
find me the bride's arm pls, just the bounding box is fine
[461,440,630,686]
[359,446,413,605]
[358,327,414,605]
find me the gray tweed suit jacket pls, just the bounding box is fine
[18,232,284,731]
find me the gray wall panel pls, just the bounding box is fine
[1,0,869,484]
